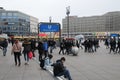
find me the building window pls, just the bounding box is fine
[11,27,17,30]
[3,19,7,21]
[3,27,6,30]
[2,13,6,16]
[8,13,12,16]
[13,13,17,16]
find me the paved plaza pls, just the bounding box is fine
[0,41,120,80]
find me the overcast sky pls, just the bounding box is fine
[0,0,120,24]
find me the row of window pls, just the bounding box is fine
[0,26,29,31]
[0,12,29,18]
[0,12,17,16]
[62,26,116,32]
[5,32,30,36]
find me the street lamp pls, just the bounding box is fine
[66,6,70,38]
[49,16,52,23]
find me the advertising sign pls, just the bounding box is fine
[39,23,60,32]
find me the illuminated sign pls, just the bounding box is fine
[39,23,60,32]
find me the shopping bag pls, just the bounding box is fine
[28,51,33,59]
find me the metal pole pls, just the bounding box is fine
[49,16,52,39]
[59,23,61,44]
[67,14,69,38]
[66,6,70,38]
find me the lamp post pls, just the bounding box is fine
[66,6,70,38]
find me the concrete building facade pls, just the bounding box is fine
[62,11,120,38]
[30,16,38,36]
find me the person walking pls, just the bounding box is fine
[22,39,31,65]
[48,39,55,54]
[30,39,36,57]
[43,39,49,58]
[11,39,22,66]
[109,39,116,53]
[11,38,14,46]
[116,39,120,53]
[2,39,8,56]
[59,42,65,55]
[37,41,44,61]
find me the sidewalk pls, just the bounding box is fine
[52,41,120,80]
[0,44,56,80]
[0,42,120,80]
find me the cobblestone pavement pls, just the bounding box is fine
[0,41,120,80]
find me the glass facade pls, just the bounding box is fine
[0,9,38,36]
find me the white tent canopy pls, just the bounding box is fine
[75,35,85,43]
[75,35,84,40]
[0,34,9,39]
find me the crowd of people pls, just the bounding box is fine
[104,38,120,54]
[58,38,99,55]
[1,37,120,80]
[0,38,73,80]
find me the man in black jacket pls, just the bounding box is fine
[37,41,44,61]
[53,57,72,80]
[59,42,65,55]
[2,39,8,56]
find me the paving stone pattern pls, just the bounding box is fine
[0,41,120,80]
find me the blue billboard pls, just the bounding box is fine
[39,23,60,32]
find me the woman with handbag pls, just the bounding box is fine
[11,39,22,66]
